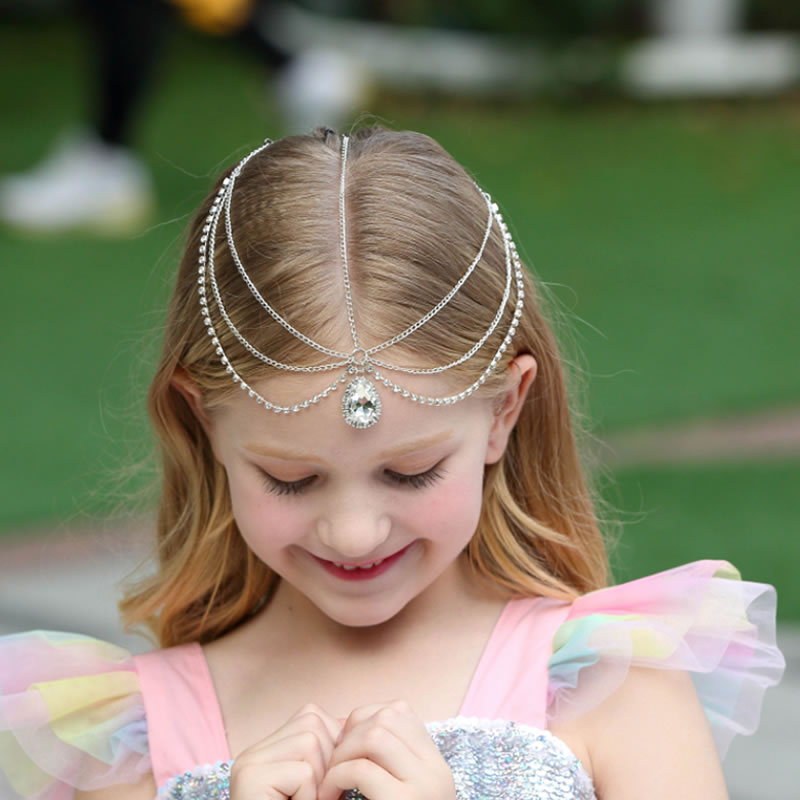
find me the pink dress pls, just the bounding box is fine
[0,561,785,799]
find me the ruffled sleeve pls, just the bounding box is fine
[547,560,785,759]
[0,631,151,799]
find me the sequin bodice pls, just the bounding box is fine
[157,718,596,800]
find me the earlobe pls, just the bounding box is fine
[485,354,537,464]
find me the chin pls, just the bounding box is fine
[320,598,409,629]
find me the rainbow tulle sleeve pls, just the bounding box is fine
[546,560,785,758]
[0,631,151,799]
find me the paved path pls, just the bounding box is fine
[0,523,795,799]
[601,406,800,468]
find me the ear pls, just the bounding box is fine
[485,354,537,464]
[171,367,214,437]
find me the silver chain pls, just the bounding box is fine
[224,144,351,361]
[197,135,526,417]
[364,188,495,358]
[338,136,361,351]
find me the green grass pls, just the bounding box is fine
[608,460,800,621]
[1,8,799,620]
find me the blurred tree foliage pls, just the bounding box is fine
[312,0,642,37]
[310,0,800,34]
[749,0,800,29]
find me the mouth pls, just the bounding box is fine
[315,543,413,581]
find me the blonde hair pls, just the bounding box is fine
[121,127,609,647]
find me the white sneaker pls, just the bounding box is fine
[0,131,155,235]
[275,49,371,133]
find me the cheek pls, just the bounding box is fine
[227,474,309,553]
[409,469,485,547]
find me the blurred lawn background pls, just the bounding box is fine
[1,17,798,617]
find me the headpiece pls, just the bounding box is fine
[196,135,525,429]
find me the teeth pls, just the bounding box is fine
[332,559,384,570]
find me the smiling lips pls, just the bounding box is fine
[316,544,411,581]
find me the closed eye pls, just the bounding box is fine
[261,472,316,496]
[260,464,446,496]
[385,465,445,489]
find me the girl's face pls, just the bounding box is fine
[195,358,534,629]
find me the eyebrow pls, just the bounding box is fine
[244,430,455,465]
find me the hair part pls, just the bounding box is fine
[120,126,609,647]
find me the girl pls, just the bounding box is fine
[0,127,785,800]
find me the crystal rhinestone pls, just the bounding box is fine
[342,375,382,429]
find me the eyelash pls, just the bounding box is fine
[261,466,445,496]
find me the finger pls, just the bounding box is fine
[240,704,339,760]
[341,702,438,762]
[237,729,330,786]
[330,720,416,781]
[289,703,343,743]
[341,699,413,736]
[317,758,398,800]
[230,759,318,800]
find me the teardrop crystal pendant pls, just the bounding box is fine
[342,375,382,428]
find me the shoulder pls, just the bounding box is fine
[553,667,728,800]
[546,561,784,758]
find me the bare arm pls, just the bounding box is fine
[559,668,729,800]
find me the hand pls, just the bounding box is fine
[229,704,342,800]
[318,700,456,800]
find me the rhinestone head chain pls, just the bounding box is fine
[197,135,526,429]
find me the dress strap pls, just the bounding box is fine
[458,596,570,727]
[135,643,230,789]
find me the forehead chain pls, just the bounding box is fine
[196,136,525,429]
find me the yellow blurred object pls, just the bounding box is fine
[171,0,255,35]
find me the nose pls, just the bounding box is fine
[316,507,392,560]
